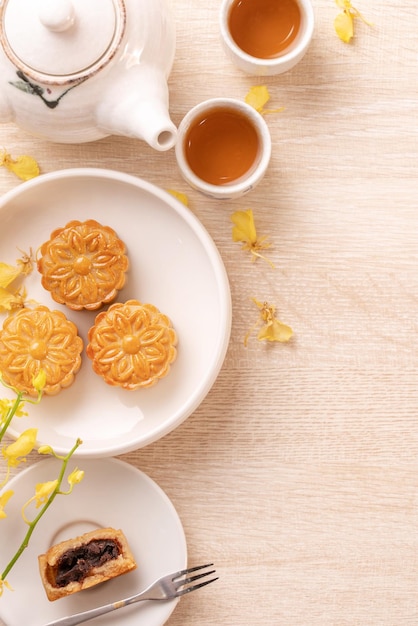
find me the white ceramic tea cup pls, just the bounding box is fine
[219,0,314,76]
[175,97,271,200]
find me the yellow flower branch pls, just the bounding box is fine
[0,372,43,443]
[0,437,83,592]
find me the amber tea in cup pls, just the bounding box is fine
[175,98,271,199]
[220,0,314,76]
[228,0,301,59]
[184,107,259,186]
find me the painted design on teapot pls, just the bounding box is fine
[10,71,87,109]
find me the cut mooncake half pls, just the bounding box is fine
[38,527,137,601]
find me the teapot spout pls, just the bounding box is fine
[96,65,177,151]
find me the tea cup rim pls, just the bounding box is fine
[219,0,315,76]
[175,97,272,200]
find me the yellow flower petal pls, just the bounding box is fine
[334,0,371,42]
[231,209,257,244]
[38,444,54,456]
[167,189,189,207]
[334,11,354,42]
[245,85,271,113]
[0,263,22,289]
[0,287,22,312]
[245,86,284,115]
[1,152,40,181]
[67,468,85,489]
[0,397,27,422]
[3,428,38,465]
[33,480,58,506]
[32,369,47,393]
[0,578,13,595]
[21,479,58,522]
[16,249,34,276]
[257,318,294,343]
[246,299,293,345]
[0,490,14,518]
[231,210,274,266]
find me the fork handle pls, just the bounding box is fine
[42,590,152,626]
[43,601,121,626]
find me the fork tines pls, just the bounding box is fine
[174,563,218,596]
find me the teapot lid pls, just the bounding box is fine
[0,0,126,84]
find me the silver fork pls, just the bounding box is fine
[43,563,218,626]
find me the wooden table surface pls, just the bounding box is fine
[1,1,418,624]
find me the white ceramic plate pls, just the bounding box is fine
[0,168,231,457]
[0,457,187,626]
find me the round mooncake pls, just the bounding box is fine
[0,306,83,396]
[37,219,129,311]
[86,299,177,390]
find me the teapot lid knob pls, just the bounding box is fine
[38,0,75,33]
[0,0,126,85]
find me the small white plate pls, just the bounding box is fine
[0,457,187,626]
[0,168,231,457]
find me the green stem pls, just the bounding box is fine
[0,392,24,443]
[1,438,82,581]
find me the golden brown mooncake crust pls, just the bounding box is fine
[37,219,129,311]
[38,527,137,602]
[0,305,83,396]
[86,299,177,390]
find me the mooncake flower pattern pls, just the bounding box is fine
[87,299,177,390]
[0,306,83,396]
[37,220,129,311]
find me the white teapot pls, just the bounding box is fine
[0,0,178,150]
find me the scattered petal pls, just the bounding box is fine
[334,10,354,42]
[257,316,294,343]
[0,252,33,312]
[231,209,275,267]
[1,151,40,181]
[231,208,257,244]
[167,189,189,207]
[16,249,34,276]
[245,298,293,346]
[0,286,25,313]
[334,0,372,43]
[0,263,22,289]
[245,86,284,115]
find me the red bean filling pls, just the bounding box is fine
[55,539,120,587]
